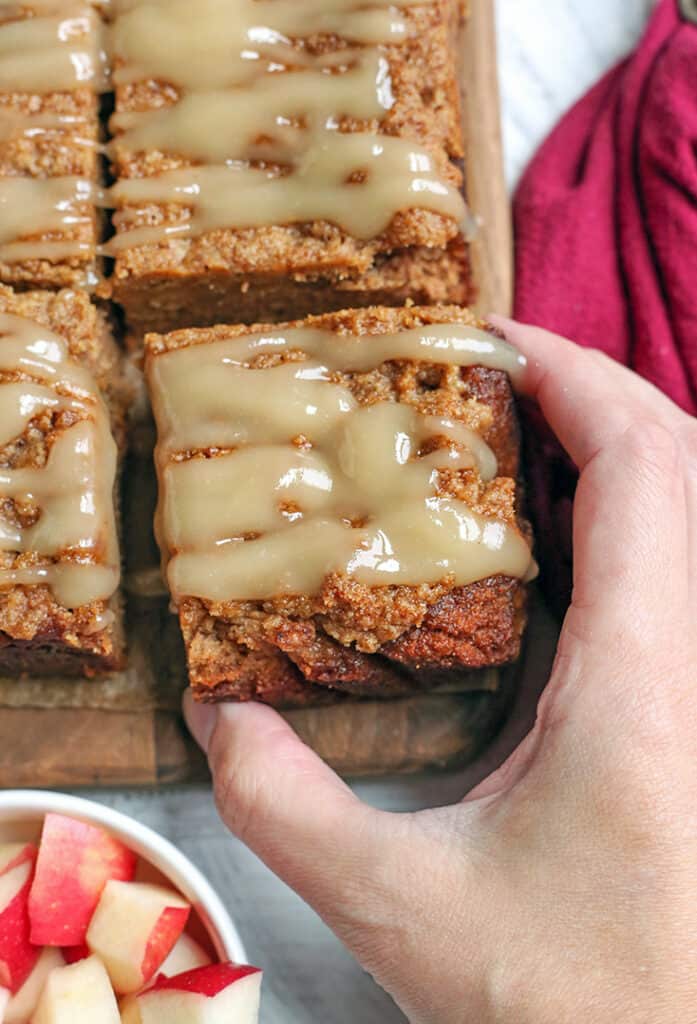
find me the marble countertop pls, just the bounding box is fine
[79,3,655,1022]
[498,0,655,188]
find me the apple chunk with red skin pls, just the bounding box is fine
[0,857,40,994]
[119,935,212,1024]
[61,944,90,965]
[5,946,63,1024]
[0,844,36,879]
[137,963,262,1024]
[160,933,211,977]
[119,994,143,1024]
[32,955,120,1024]
[87,880,190,994]
[29,814,137,947]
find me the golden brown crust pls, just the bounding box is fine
[0,287,127,676]
[383,576,527,674]
[146,304,531,704]
[0,2,101,290]
[185,577,527,707]
[110,0,473,332]
[0,586,125,677]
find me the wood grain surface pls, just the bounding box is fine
[466,0,513,317]
[0,0,515,788]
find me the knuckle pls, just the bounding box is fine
[624,417,675,451]
[584,348,628,378]
[616,419,680,473]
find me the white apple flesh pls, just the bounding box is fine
[137,963,262,1024]
[29,814,137,947]
[87,880,190,994]
[5,946,63,1024]
[0,986,9,1021]
[119,995,142,1024]
[160,934,211,977]
[0,845,35,879]
[31,955,121,1024]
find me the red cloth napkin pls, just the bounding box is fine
[513,0,697,611]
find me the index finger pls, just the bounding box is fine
[490,315,692,661]
[489,315,685,471]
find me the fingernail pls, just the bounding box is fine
[183,693,219,753]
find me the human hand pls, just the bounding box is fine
[185,320,697,1024]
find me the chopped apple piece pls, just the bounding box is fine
[29,814,137,947]
[120,935,208,1024]
[119,995,142,1024]
[61,944,90,965]
[5,946,63,1024]
[137,963,262,1024]
[0,845,36,879]
[0,859,40,993]
[87,881,190,994]
[160,934,211,977]
[32,955,120,1024]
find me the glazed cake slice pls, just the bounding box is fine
[0,286,126,676]
[0,1,106,290]
[107,0,473,334]
[145,305,534,706]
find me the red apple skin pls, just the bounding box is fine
[29,813,137,946]
[0,845,36,879]
[140,907,191,986]
[149,963,262,997]
[87,881,191,994]
[5,945,64,1024]
[62,944,90,965]
[0,862,40,994]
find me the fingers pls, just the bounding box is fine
[489,315,685,471]
[491,314,694,624]
[570,419,690,649]
[684,427,697,609]
[486,316,695,714]
[184,693,389,921]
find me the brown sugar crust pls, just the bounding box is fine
[0,586,125,677]
[0,286,127,675]
[110,1,473,332]
[0,4,101,289]
[146,305,531,704]
[187,575,524,707]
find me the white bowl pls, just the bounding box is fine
[0,789,246,963]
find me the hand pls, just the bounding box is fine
[185,320,697,1024]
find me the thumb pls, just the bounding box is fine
[184,693,390,922]
[184,693,487,1024]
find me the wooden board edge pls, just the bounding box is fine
[0,708,158,788]
[463,0,513,316]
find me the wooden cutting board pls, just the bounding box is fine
[0,0,513,787]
